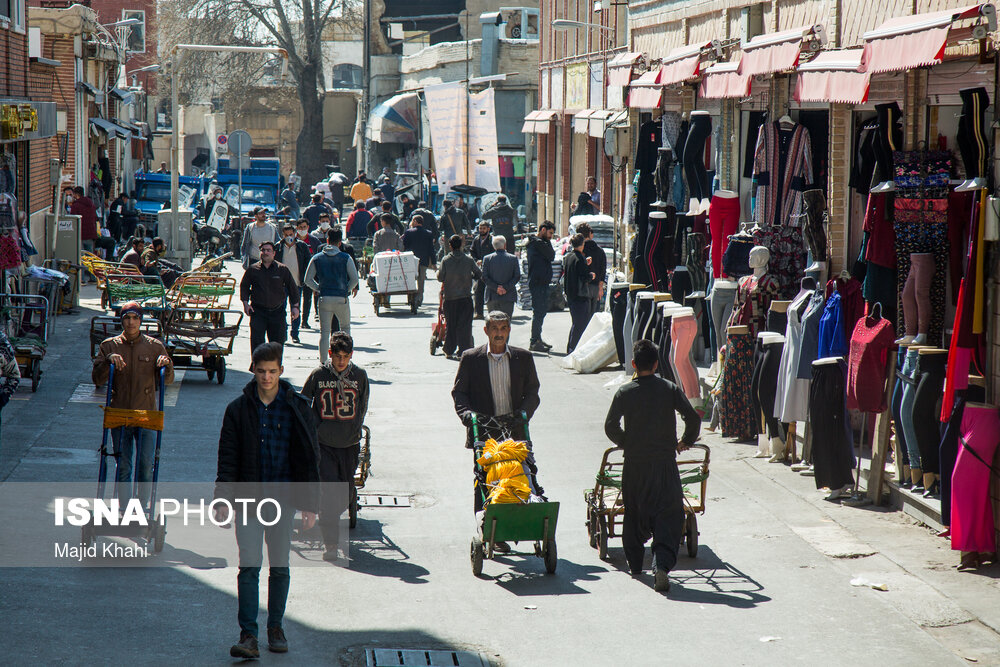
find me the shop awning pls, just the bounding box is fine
[588,109,616,138]
[627,70,663,110]
[861,4,996,74]
[109,87,134,104]
[739,25,825,77]
[89,117,130,139]
[573,109,595,134]
[521,109,558,134]
[77,81,100,97]
[698,62,749,99]
[366,92,419,144]
[660,42,713,86]
[609,51,644,68]
[795,49,870,104]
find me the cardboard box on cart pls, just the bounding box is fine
[372,251,418,294]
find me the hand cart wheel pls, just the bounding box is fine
[374,297,381,317]
[543,537,558,574]
[598,514,609,561]
[409,296,418,314]
[587,506,598,549]
[31,359,40,392]
[153,520,166,553]
[216,357,226,384]
[348,483,358,529]
[685,512,699,558]
[470,537,484,576]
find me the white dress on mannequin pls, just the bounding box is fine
[774,289,813,424]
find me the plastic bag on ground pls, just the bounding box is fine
[560,313,617,373]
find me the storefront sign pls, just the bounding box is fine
[0,100,56,143]
[551,67,564,110]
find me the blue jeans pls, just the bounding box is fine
[529,284,550,344]
[235,501,295,637]
[111,427,155,506]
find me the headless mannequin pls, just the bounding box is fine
[646,210,672,292]
[901,342,930,488]
[686,110,712,215]
[914,347,948,494]
[754,330,786,458]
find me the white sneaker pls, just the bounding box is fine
[870,181,896,193]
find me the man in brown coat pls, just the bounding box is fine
[92,301,174,505]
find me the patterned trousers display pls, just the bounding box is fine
[719,330,756,441]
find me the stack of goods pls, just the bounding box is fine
[369,250,418,293]
[476,438,536,504]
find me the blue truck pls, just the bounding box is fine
[133,172,205,234]
[215,157,282,216]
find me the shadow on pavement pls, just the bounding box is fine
[488,557,606,596]
[344,518,430,584]
[665,546,771,607]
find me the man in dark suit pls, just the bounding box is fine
[452,310,541,513]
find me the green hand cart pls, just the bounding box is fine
[468,413,559,576]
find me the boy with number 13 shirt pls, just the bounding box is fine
[300,332,369,562]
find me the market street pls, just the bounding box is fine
[2,268,999,666]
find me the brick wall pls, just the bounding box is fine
[43,35,78,180]
[28,60,59,214]
[1,27,28,98]
[89,0,157,93]
[827,104,851,273]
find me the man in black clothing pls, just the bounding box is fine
[279,223,313,343]
[302,193,327,231]
[402,215,435,306]
[378,200,405,235]
[526,221,556,352]
[437,234,481,358]
[300,332,369,562]
[481,194,517,252]
[470,221,493,319]
[399,193,417,220]
[439,199,469,242]
[604,339,700,593]
[240,241,300,351]
[215,342,321,658]
[562,234,594,354]
[576,222,608,316]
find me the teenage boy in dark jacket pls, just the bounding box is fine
[525,221,556,352]
[215,342,321,659]
[300,332,370,562]
[562,233,594,354]
[577,221,608,315]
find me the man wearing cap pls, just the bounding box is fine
[92,302,174,505]
[240,208,281,269]
[470,221,493,320]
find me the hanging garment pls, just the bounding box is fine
[751,226,807,299]
[719,330,756,441]
[709,195,741,278]
[752,122,814,228]
[721,232,755,278]
[890,347,912,469]
[825,277,864,343]
[645,211,672,291]
[817,292,847,359]
[631,120,662,285]
[873,103,903,185]
[670,312,699,401]
[850,117,879,193]
[686,232,707,295]
[774,290,813,424]
[654,147,674,206]
[796,290,826,379]
[684,114,712,202]
[672,120,689,211]
[845,315,896,413]
[801,189,827,263]
[898,348,923,470]
[863,192,896,269]
[0,229,22,270]
[940,386,984,528]
[862,261,898,331]
[956,87,990,181]
[743,111,767,179]
[611,286,629,365]
[951,403,1000,553]
[947,189,974,304]
[809,359,856,491]
[729,273,780,337]
[754,338,786,440]
[911,353,947,475]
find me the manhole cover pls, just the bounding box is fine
[365,648,491,666]
[358,493,412,507]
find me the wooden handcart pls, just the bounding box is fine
[103,273,168,318]
[585,444,710,560]
[349,425,372,529]
[81,253,144,309]
[2,294,49,391]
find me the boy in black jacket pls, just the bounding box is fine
[301,332,370,561]
[562,233,594,354]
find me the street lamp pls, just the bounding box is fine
[165,44,289,268]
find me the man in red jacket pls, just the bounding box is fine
[71,185,100,282]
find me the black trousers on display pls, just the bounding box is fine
[249,306,287,351]
[683,114,712,202]
[958,87,990,180]
[656,313,676,383]
[645,211,674,292]
[873,102,903,184]
[611,287,628,365]
[890,347,911,468]
[809,360,856,491]
[911,354,947,475]
[754,341,786,440]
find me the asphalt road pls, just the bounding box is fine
[2,259,997,666]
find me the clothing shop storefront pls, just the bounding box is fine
[609,2,1000,568]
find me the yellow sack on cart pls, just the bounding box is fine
[477,438,532,504]
[487,476,532,504]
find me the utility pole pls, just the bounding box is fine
[362,0,371,174]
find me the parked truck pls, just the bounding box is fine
[215,157,281,216]
[133,172,205,234]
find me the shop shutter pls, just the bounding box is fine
[926,58,994,106]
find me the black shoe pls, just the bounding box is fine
[301,322,312,329]
[322,547,340,563]
[529,341,548,352]
[267,626,288,653]
[291,335,300,344]
[540,341,553,350]
[653,569,671,593]
[230,632,259,659]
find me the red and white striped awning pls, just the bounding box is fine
[627,70,663,110]
[659,42,713,86]
[795,49,870,104]
[698,62,749,99]
[861,4,996,74]
[739,25,825,77]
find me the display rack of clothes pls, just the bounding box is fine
[751,225,807,299]
[751,119,814,228]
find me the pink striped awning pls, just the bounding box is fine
[739,25,822,77]
[861,4,995,74]
[795,49,870,104]
[659,43,711,86]
[698,62,749,99]
[627,70,663,109]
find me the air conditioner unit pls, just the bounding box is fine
[604,121,631,158]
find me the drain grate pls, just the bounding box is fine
[357,493,412,507]
[365,648,490,666]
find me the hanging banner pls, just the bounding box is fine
[424,82,468,194]
[566,63,588,110]
[468,88,501,193]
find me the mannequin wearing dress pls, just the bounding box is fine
[729,245,779,337]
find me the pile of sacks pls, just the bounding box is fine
[476,438,533,504]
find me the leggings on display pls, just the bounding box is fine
[758,340,786,440]
[709,195,740,278]
[750,339,766,445]
[671,267,692,307]
[645,211,672,292]
[898,348,923,470]
[911,353,947,475]
[611,286,629,365]
[957,87,990,180]
[890,347,911,468]
[686,232,707,295]
[657,310,676,383]
[709,284,737,358]
[951,404,1000,553]
[670,313,699,401]
[683,114,712,203]
[809,360,856,491]
[901,253,935,336]
[874,102,903,185]
[940,386,984,527]
[767,309,787,335]
[654,148,674,204]
[633,297,655,347]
